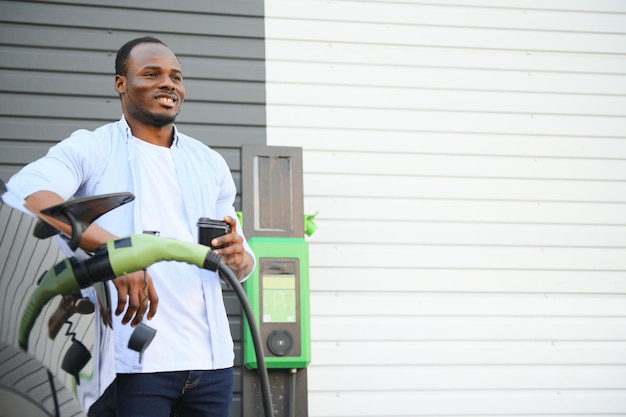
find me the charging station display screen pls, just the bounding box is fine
[262,274,296,323]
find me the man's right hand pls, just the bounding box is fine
[112,270,159,327]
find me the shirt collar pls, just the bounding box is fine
[119,115,180,147]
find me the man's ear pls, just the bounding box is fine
[114,74,126,94]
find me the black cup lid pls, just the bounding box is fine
[197,217,229,228]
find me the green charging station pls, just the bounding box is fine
[241,146,311,416]
[243,237,310,369]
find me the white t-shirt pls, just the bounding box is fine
[113,137,222,372]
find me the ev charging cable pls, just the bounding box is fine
[19,233,275,417]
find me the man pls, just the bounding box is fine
[5,36,254,417]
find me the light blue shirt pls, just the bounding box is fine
[7,116,253,375]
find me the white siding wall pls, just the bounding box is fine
[264,1,626,416]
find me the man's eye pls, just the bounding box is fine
[172,76,182,81]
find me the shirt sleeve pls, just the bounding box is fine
[6,130,98,201]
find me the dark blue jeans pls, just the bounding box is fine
[115,369,233,417]
[88,381,117,417]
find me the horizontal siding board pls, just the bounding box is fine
[0,24,265,60]
[310,293,626,317]
[174,124,266,147]
[306,197,626,225]
[0,94,265,125]
[181,102,265,126]
[0,94,129,120]
[310,243,626,270]
[166,55,265,82]
[0,46,265,81]
[304,151,626,180]
[268,62,626,96]
[311,342,626,367]
[308,391,626,417]
[30,0,264,16]
[268,0,626,32]
[309,268,626,295]
[310,366,626,390]
[272,128,626,158]
[0,167,19,181]
[0,141,48,165]
[187,80,265,104]
[423,0,626,13]
[268,106,626,137]
[312,220,626,248]
[0,70,265,103]
[212,148,241,171]
[1,1,264,37]
[305,175,626,203]
[268,40,626,74]
[268,85,626,116]
[0,45,114,73]
[311,316,626,341]
[266,19,626,54]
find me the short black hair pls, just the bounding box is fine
[115,36,167,76]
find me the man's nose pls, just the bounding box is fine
[158,75,176,89]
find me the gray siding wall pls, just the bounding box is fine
[0,1,266,416]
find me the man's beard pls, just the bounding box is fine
[143,109,179,127]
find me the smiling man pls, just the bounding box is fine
[5,37,254,417]
[115,39,185,136]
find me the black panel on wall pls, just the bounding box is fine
[0,1,266,416]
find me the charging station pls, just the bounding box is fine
[241,146,310,417]
[243,238,310,369]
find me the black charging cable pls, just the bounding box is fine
[205,251,274,417]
